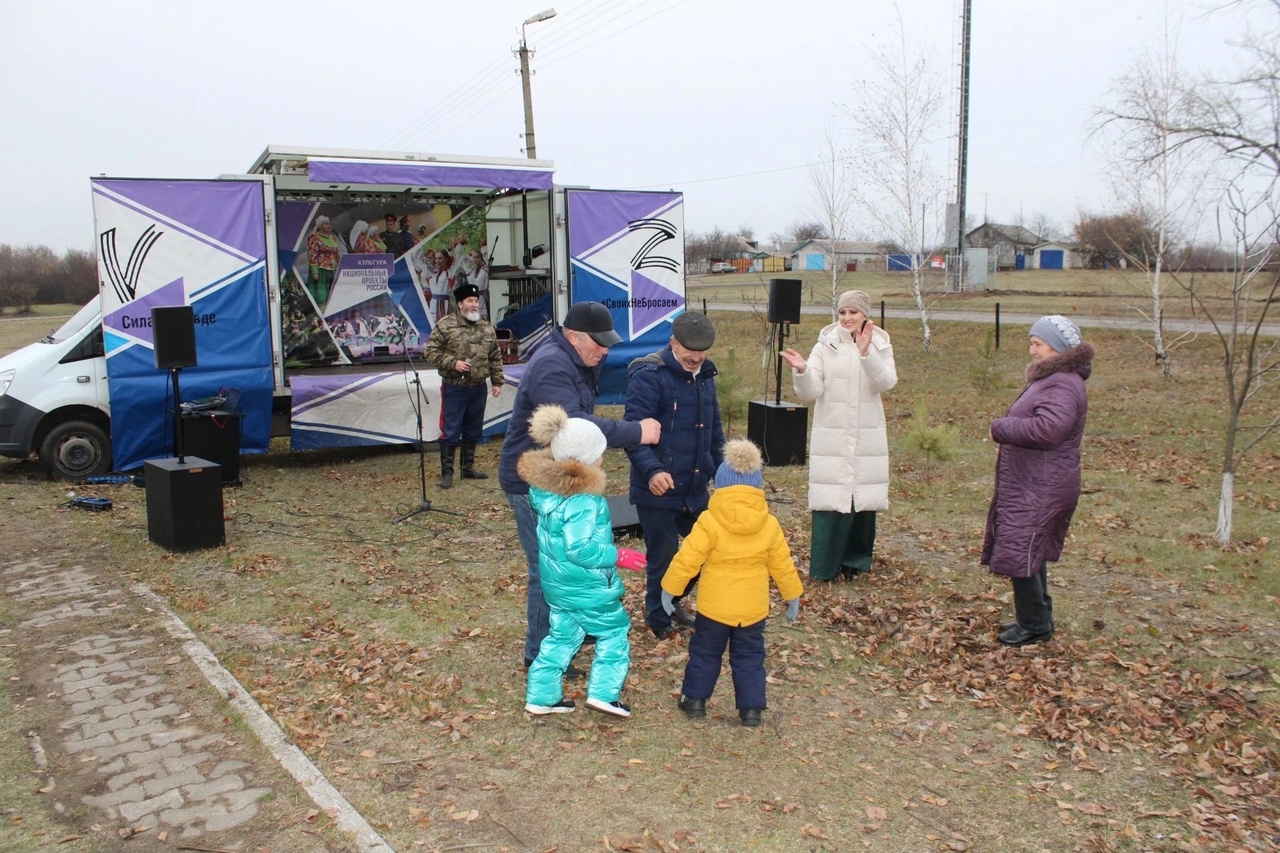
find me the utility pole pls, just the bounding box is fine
[953,0,972,291]
[518,8,557,160]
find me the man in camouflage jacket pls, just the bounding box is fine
[423,283,504,487]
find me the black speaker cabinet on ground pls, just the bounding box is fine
[748,400,808,467]
[145,457,225,551]
[767,278,802,325]
[181,411,242,484]
[151,305,198,369]
[606,494,642,537]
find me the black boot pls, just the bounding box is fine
[460,441,488,480]
[440,443,456,489]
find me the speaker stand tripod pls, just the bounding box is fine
[396,354,462,523]
[772,321,793,404]
[747,320,808,466]
[168,366,187,463]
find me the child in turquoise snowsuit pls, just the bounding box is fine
[517,404,646,718]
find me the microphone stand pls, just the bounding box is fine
[396,348,461,523]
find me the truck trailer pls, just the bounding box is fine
[0,145,686,479]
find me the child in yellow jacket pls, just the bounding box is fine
[661,438,803,727]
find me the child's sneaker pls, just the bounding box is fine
[585,697,632,718]
[525,700,576,715]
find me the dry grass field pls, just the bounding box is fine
[687,266,1257,325]
[1,291,1277,852]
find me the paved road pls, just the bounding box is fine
[702,302,1280,338]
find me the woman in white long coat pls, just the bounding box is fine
[781,290,897,581]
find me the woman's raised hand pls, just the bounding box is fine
[856,321,873,356]
[779,348,806,372]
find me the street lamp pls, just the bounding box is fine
[518,7,556,159]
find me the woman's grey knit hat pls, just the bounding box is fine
[1030,315,1082,353]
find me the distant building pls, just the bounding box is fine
[1032,241,1083,270]
[965,223,1044,270]
[750,251,787,272]
[790,239,883,272]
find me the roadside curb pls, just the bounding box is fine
[132,583,396,853]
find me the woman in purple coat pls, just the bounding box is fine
[982,315,1094,647]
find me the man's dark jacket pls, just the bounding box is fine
[498,329,644,495]
[623,347,725,512]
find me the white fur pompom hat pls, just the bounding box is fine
[714,438,764,489]
[529,404,607,464]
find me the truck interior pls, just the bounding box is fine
[247,147,556,371]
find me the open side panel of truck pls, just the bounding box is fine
[251,148,555,447]
[563,189,686,402]
[91,178,276,471]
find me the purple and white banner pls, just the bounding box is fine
[565,189,685,401]
[307,159,554,192]
[91,178,274,471]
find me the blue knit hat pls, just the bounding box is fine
[1030,315,1082,353]
[715,439,764,489]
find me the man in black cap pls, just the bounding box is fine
[424,283,504,487]
[624,310,725,639]
[499,302,662,671]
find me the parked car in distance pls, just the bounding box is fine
[710,262,736,274]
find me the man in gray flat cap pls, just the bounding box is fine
[624,310,725,639]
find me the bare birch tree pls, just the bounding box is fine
[844,4,947,352]
[1180,191,1279,545]
[805,124,858,318]
[1103,0,1280,544]
[1096,7,1211,377]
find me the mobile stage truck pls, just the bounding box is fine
[0,146,686,479]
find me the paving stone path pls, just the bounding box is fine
[1,545,389,851]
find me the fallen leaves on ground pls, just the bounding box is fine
[804,555,1280,849]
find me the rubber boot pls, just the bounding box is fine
[440,443,456,489]
[460,441,488,480]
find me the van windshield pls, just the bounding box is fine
[44,301,101,344]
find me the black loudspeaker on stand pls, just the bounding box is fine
[152,305,198,370]
[146,305,226,552]
[767,278,802,325]
[749,280,808,466]
[152,305,197,462]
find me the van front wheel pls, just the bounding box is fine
[40,421,112,481]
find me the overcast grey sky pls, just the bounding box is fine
[0,0,1267,252]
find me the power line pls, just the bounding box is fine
[384,0,689,153]
[379,56,514,150]
[535,0,636,52]
[541,0,690,70]
[382,0,620,151]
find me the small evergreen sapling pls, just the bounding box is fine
[904,397,959,467]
